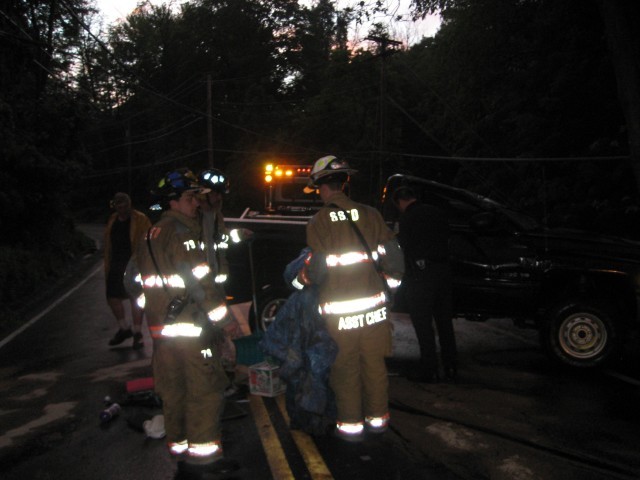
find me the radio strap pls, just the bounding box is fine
[146,228,170,295]
[328,203,392,300]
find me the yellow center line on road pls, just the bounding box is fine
[249,394,295,479]
[275,395,334,480]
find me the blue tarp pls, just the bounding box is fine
[259,249,337,436]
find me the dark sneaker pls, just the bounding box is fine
[132,332,144,350]
[109,328,133,346]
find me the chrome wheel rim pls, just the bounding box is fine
[260,298,287,330]
[558,312,607,359]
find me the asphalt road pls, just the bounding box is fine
[1,224,639,479]
[0,225,454,480]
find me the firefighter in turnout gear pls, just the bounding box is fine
[197,168,231,287]
[196,168,251,286]
[197,168,250,374]
[132,168,231,474]
[305,156,404,442]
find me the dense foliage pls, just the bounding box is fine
[0,0,97,327]
[75,0,638,231]
[1,0,639,326]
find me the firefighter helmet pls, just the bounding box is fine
[151,168,207,199]
[198,168,229,194]
[306,155,357,190]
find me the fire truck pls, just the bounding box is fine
[262,163,320,215]
[224,164,320,331]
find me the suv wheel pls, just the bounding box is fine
[248,286,291,332]
[541,300,619,368]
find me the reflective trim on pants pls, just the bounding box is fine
[365,412,390,429]
[188,441,222,458]
[336,422,364,435]
[169,440,188,456]
[325,320,391,423]
[153,337,228,454]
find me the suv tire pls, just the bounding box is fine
[249,286,291,332]
[541,300,619,368]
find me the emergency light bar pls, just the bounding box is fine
[264,164,312,183]
[263,163,318,214]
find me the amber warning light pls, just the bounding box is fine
[264,164,312,183]
[264,163,273,183]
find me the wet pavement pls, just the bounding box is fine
[1,225,639,479]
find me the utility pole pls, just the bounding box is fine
[207,74,214,168]
[365,35,402,201]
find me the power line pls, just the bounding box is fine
[91,116,203,154]
[58,0,316,154]
[58,2,627,173]
[388,152,629,162]
[83,148,211,179]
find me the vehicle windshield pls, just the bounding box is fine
[472,194,538,231]
[386,175,541,232]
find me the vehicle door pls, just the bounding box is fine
[224,217,307,304]
[424,191,539,318]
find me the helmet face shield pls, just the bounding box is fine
[325,159,351,170]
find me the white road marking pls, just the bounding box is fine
[0,264,102,350]
[0,402,77,448]
[601,369,640,386]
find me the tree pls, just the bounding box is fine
[0,0,96,323]
[71,0,637,236]
[0,0,94,246]
[411,0,640,193]
[597,0,640,192]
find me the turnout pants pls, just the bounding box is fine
[153,336,229,463]
[325,319,392,423]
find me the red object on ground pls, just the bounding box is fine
[126,377,154,393]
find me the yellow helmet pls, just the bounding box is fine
[306,155,357,190]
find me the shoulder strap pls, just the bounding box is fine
[146,227,170,294]
[328,203,391,298]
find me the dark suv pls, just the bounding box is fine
[382,174,640,368]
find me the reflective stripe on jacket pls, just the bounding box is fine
[134,210,228,338]
[306,192,404,329]
[201,208,229,283]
